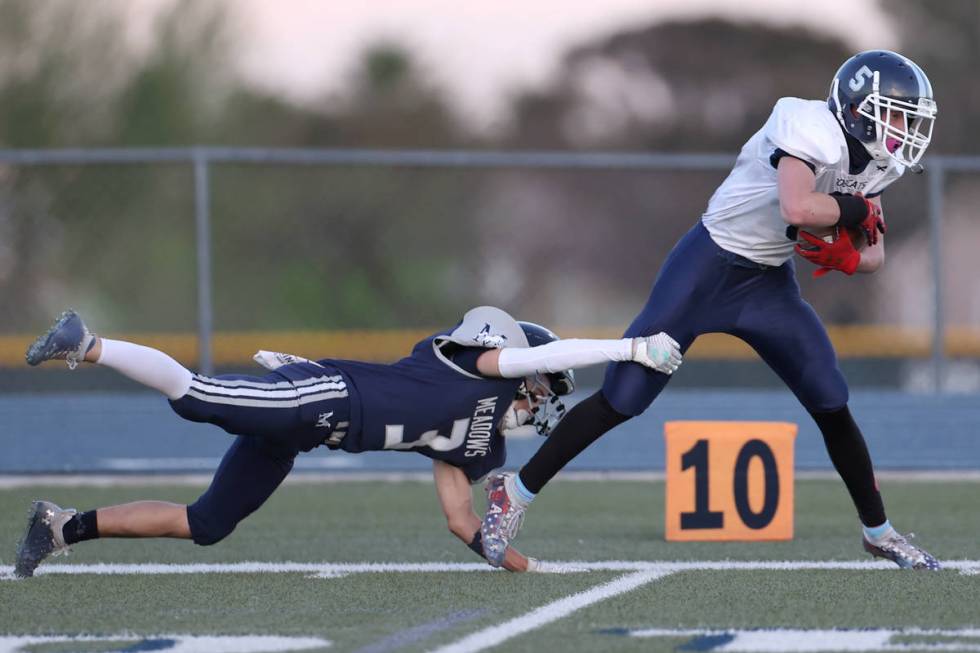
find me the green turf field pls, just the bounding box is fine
[1,478,978,652]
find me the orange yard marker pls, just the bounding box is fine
[665,421,797,541]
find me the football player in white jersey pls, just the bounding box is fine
[481,50,941,570]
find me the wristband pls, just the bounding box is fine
[467,530,486,560]
[832,194,869,228]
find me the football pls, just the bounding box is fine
[794,224,867,252]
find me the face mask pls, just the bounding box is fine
[500,403,534,437]
[500,374,568,438]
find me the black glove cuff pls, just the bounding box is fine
[467,530,487,560]
[832,194,869,228]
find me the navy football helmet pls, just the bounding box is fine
[498,321,575,438]
[828,50,937,167]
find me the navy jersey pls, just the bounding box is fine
[323,334,522,482]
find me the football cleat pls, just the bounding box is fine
[862,530,941,571]
[14,500,77,578]
[481,473,526,567]
[25,310,96,370]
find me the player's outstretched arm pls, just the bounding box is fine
[476,335,682,378]
[431,461,531,572]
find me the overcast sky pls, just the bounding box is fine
[207,0,897,129]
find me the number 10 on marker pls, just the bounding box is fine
[664,421,797,542]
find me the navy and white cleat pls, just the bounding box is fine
[25,310,96,369]
[481,473,526,568]
[14,500,77,578]
[863,530,941,570]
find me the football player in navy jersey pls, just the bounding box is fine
[14,306,681,577]
[482,50,941,570]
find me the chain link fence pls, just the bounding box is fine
[0,148,977,392]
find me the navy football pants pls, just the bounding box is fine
[603,221,849,415]
[185,435,296,545]
[168,364,350,545]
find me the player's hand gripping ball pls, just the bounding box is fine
[794,225,865,277]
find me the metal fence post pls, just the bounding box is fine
[928,160,946,393]
[193,150,214,375]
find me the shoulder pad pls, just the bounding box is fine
[438,306,528,349]
[765,98,843,167]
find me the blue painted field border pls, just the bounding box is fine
[1,389,978,474]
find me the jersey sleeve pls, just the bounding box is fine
[769,148,816,173]
[764,98,842,168]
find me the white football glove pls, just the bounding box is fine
[631,332,682,375]
[526,557,589,574]
[253,350,321,371]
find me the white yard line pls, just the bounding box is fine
[427,570,671,653]
[3,559,976,652]
[2,559,979,577]
[1,561,494,576]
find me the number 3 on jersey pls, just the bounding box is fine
[384,420,469,451]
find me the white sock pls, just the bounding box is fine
[95,338,193,400]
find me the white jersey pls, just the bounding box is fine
[700,97,905,266]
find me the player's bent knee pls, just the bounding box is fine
[796,368,849,414]
[602,367,663,417]
[800,385,848,414]
[189,518,236,546]
[186,503,238,546]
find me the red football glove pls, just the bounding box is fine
[855,193,886,247]
[795,228,860,277]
